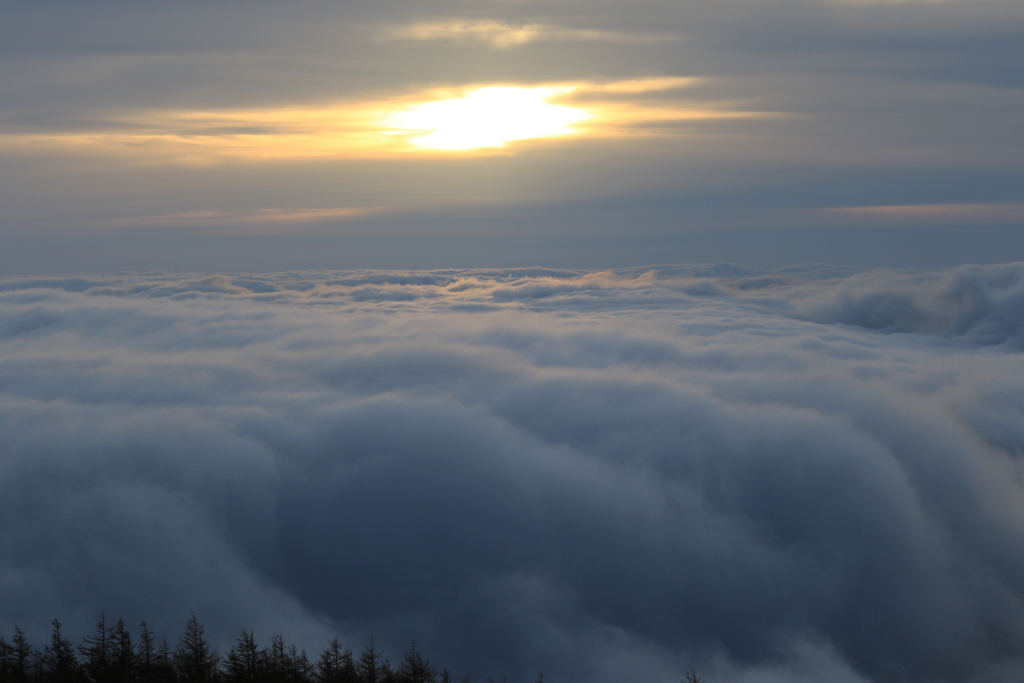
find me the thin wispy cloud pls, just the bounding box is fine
[826,202,1024,224]
[382,19,674,48]
[92,208,379,230]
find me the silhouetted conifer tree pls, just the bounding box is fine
[153,641,174,683]
[264,636,281,683]
[173,616,217,683]
[136,624,155,683]
[42,620,79,683]
[315,639,355,683]
[0,635,13,683]
[293,650,313,683]
[10,627,40,683]
[224,632,261,683]
[355,638,382,683]
[109,620,133,683]
[396,643,431,683]
[264,634,293,683]
[80,614,110,683]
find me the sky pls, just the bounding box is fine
[1,0,1022,272]
[3,4,1024,683]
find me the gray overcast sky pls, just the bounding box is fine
[1,0,1022,273]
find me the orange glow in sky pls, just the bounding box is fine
[0,77,758,163]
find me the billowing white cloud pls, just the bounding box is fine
[2,263,1024,682]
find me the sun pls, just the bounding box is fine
[383,85,590,151]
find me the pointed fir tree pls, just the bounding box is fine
[173,615,217,683]
[355,638,383,683]
[42,619,79,683]
[136,624,155,683]
[294,651,313,683]
[1,634,13,683]
[224,631,261,683]
[396,642,432,683]
[10,627,40,683]
[314,638,354,683]
[109,620,134,683]
[285,644,302,683]
[263,634,289,683]
[293,650,313,683]
[0,633,24,683]
[80,614,110,683]
[153,641,174,683]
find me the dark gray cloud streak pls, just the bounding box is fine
[2,264,1024,682]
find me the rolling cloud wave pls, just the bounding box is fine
[2,263,1024,683]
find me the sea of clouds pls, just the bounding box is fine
[2,262,1024,683]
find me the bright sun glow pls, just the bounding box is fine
[383,86,591,150]
[0,77,728,162]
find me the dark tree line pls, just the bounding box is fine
[0,614,705,683]
[0,615,475,683]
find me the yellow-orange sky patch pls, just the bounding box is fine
[0,77,777,164]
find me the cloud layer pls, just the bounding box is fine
[2,263,1024,682]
